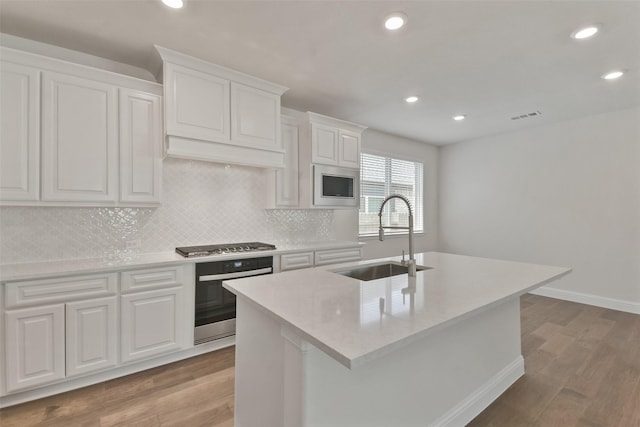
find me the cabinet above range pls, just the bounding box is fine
[155,46,288,169]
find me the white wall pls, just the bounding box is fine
[352,129,440,260]
[439,107,640,311]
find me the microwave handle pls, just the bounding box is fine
[199,267,273,282]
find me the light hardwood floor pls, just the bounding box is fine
[1,294,639,426]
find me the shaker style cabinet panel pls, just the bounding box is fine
[314,247,363,266]
[311,122,339,166]
[65,297,117,378]
[275,115,300,207]
[41,71,118,202]
[280,252,314,271]
[0,62,40,201]
[119,88,162,204]
[338,130,361,169]
[164,62,230,143]
[231,82,280,148]
[5,304,66,392]
[120,287,187,363]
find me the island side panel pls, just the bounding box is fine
[296,298,524,427]
[234,298,285,427]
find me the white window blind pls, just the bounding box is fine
[359,153,423,236]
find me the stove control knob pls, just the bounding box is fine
[216,248,223,254]
[230,247,237,252]
[244,246,251,251]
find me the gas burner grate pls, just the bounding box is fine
[175,242,276,258]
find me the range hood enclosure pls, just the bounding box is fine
[156,46,288,169]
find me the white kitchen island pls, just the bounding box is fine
[223,252,571,427]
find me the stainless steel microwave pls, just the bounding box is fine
[313,164,359,208]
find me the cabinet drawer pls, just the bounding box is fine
[121,266,184,293]
[5,273,117,308]
[314,247,362,266]
[280,252,314,271]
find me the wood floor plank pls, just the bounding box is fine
[1,295,638,426]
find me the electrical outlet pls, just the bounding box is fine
[125,239,141,250]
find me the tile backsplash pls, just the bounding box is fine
[0,158,335,264]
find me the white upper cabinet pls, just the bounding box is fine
[231,82,280,149]
[165,62,230,142]
[0,61,40,201]
[337,130,361,169]
[311,122,339,166]
[156,46,288,169]
[119,88,162,204]
[41,71,119,202]
[306,112,366,169]
[0,47,163,206]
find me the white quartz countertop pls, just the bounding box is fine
[223,252,571,369]
[0,241,363,282]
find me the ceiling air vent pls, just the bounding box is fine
[511,110,542,120]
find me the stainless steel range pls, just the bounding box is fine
[176,242,276,344]
[175,241,276,258]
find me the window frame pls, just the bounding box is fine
[358,150,424,238]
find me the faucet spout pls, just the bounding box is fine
[378,194,416,276]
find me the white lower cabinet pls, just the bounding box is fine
[280,252,314,271]
[5,304,65,393]
[120,287,187,363]
[4,295,116,393]
[279,246,363,272]
[314,247,363,266]
[65,297,117,378]
[1,265,191,399]
[119,265,189,364]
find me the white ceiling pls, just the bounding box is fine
[1,0,639,145]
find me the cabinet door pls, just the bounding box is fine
[338,130,361,168]
[275,116,299,206]
[119,88,162,204]
[120,287,187,363]
[280,252,314,271]
[66,297,117,378]
[165,62,230,143]
[0,61,40,201]
[311,122,339,166]
[314,247,363,266]
[41,71,118,202]
[5,304,65,392]
[231,82,280,148]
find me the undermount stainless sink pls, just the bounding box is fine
[333,262,431,281]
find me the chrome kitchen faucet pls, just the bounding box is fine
[378,194,416,276]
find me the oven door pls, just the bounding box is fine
[194,266,272,344]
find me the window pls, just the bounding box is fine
[359,152,423,236]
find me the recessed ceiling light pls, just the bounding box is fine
[571,25,600,40]
[405,96,418,103]
[602,70,624,80]
[453,115,466,121]
[385,12,407,30]
[162,0,183,9]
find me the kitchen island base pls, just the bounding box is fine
[234,297,524,427]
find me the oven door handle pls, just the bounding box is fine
[198,267,273,282]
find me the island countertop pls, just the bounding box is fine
[223,251,571,369]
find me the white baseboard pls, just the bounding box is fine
[430,355,524,427]
[530,286,640,315]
